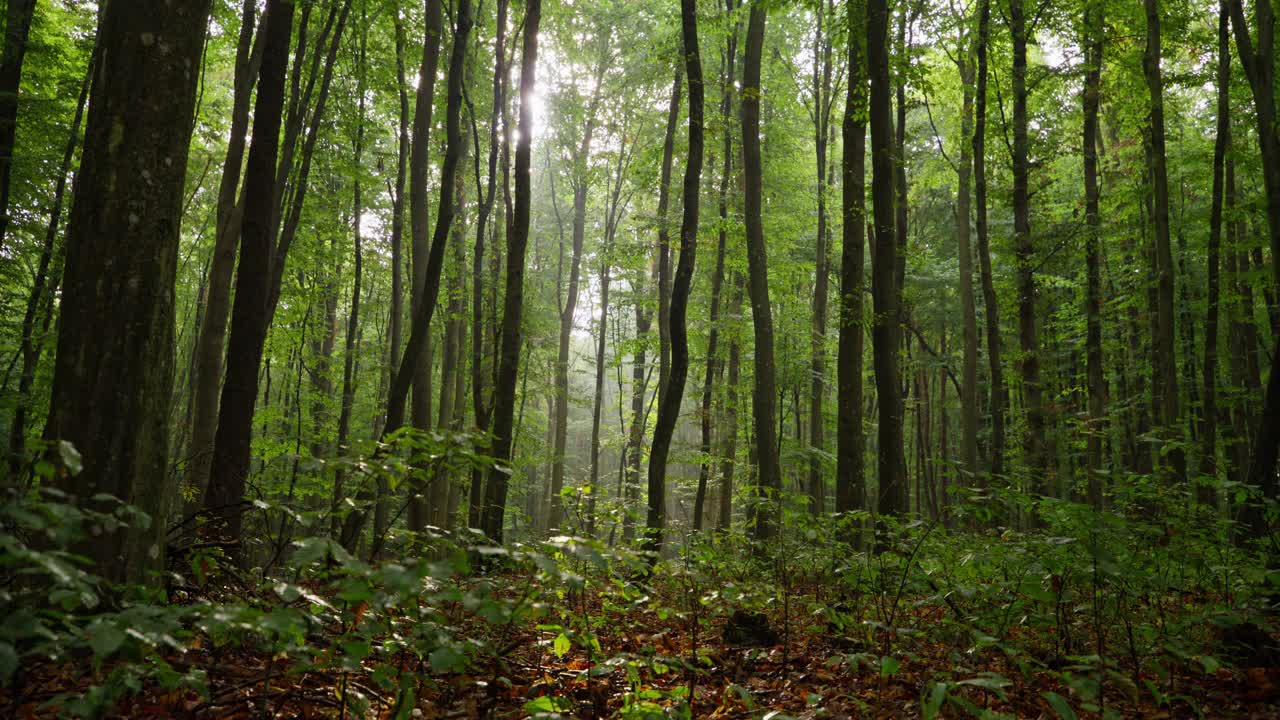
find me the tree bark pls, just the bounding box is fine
[868,0,906,518]
[185,0,263,502]
[205,0,295,549]
[1082,0,1105,509]
[838,0,867,518]
[468,0,510,530]
[742,0,782,539]
[0,0,37,253]
[1010,0,1047,504]
[973,0,1005,482]
[656,68,683,412]
[482,0,542,543]
[8,39,93,477]
[955,35,979,482]
[1142,0,1185,483]
[1198,1,1230,509]
[807,0,835,515]
[646,0,703,555]
[47,0,211,582]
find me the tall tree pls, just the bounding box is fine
[868,0,906,517]
[838,0,867,516]
[954,11,979,481]
[185,0,263,501]
[482,0,542,543]
[808,0,836,515]
[647,0,704,555]
[1142,0,1185,483]
[1009,0,1047,501]
[1082,0,1105,508]
[549,62,606,533]
[1198,1,1230,509]
[45,0,212,582]
[1226,0,1280,533]
[742,0,782,539]
[0,0,37,253]
[204,0,296,547]
[973,0,1005,481]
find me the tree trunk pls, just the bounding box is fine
[0,0,37,253]
[646,0,704,555]
[868,0,906,518]
[205,0,294,550]
[550,72,604,533]
[955,45,979,482]
[8,40,93,477]
[1010,0,1047,505]
[973,0,1005,482]
[1142,0,1185,483]
[656,68,683,412]
[741,1,782,540]
[1198,1,1229,509]
[696,2,739,531]
[469,0,510,530]
[1082,0,1105,509]
[385,11,410,442]
[807,0,835,515]
[482,0,542,543]
[46,0,211,583]
[838,0,867,517]
[1226,0,1280,536]
[185,0,263,502]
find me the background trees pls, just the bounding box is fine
[1,0,1278,560]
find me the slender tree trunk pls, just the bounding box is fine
[0,0,37,253]
[469,0,510,530]
[1082,0,1105,509]
[646,0,703,555]
[807,0,835,515]
[482,0,542,543]
[1226,0,1280,535]
[205,0,294,550]
[386,11,410,440]
[656,68,682,411]
[397,0,443,444]
[741,0,782,540]
[588,262,611,537]
[47,0,211,582]
[1143,0,1185,483]
[185,0,263,502]
[838,0,867,517]
[1198,1,1230,509]
[335,16,367,519]
[550,74,604,533]
[868,0,906,518]
[719,274,745,531]
[955,49,979,481]
[973,0,1005,482]
[8,43,93,477]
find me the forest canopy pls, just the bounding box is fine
[1,0,1279,716]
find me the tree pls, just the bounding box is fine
[45,0,212,582]
[867,0,905,518]
[482,0,543,543]
[838,0,867,516]
[1142,0,1184,484]
[204,0,296,547]
[1082,0,1105,508]
[972,0,1005,482]
[0,0,38,253]
[646,0,704,555]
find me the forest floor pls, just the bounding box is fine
[7,575,1280,720]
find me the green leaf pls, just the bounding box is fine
[0,642,17,685]
[86,619,126,659]
[58,441,83,475]
[429,645,467,674]
[553,632,571,658]
[1042,691,1078,720]
[922,681,947,719]
[879,655,901,677]
[524,695,571,715]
